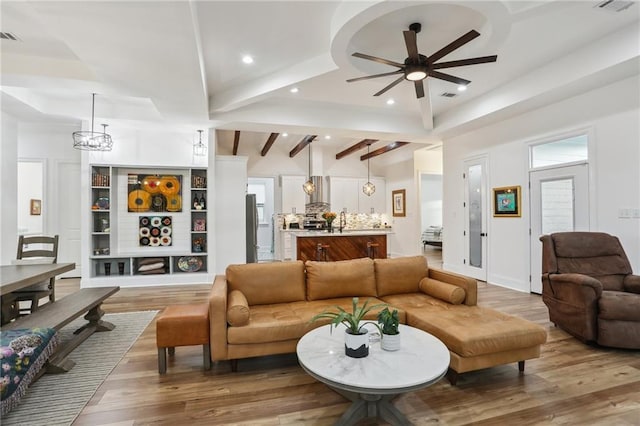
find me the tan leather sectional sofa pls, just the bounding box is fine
[208,256,547,383]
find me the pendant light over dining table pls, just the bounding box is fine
[302,143,315,195]
[72,93,113,151]
[362,144,376,196]
[193,129,207,156]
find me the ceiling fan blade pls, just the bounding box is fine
[428,30,480,63]
[432,55,497,70]
[373,76,405,96]
[414,80,425,98]
[352,52,403,68]
[429,71,471,86]
[346,70,403,83]
[403,30,420,61]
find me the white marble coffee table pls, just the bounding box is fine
[296,323,449,426]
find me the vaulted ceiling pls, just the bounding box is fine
[2,1,638,155]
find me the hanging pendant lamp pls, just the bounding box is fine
[72,93,113,151]
[193,129,207,156]
[302,143,315,195]
[362,145,376,196]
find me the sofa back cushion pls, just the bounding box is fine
[306,258,377,301]
[374,256,428,297]
[551,232,631,291]
[226,261,306,305]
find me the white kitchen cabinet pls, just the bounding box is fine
[358,177,387,214]
[329,177,359,213]
[281,175,307,214]
[329,176,386,214]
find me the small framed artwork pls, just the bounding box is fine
[30,199,42,215]
[392,189,406,217]
[493,186,521,217]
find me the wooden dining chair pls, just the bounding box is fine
[13,235,59,315]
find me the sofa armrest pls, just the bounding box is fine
[428,268,478,306]
[545,273,603,308]
[208,274,229,361]
[623,274,640,294]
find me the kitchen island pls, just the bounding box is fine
[293,230,391,261]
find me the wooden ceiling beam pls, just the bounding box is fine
[232,130,240,155]
[335,139,378,160]
[288,135,317,157]
[360,141,410,160]
[260,133,279,157]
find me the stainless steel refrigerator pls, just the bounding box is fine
[246,193,258,263]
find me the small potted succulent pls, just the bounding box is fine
[376,307,401,351]
[310,297,385,358]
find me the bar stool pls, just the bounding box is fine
[367,241,380,259]
[316,243,330,261]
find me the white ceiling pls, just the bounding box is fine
[1,0,639,155]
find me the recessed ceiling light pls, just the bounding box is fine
[386,99,395,105]
[242,55,254,64]
[324,135,331,140]
[290,87,299,93]
[282,132,288,137]
[457,85,467,92]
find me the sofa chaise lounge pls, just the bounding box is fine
[208,256,547,383]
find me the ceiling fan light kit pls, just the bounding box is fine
[347,22,497,99]
[72,93,114,151]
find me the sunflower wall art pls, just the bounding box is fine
[128,174,182,212]
[139,216,172,247]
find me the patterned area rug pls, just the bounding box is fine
[1,311,157,425]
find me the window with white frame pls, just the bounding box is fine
[530,134,588,169]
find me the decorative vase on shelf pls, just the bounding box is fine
[345,329,369,358]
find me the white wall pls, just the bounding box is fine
[0,113,18,264]
[443,75,640,291]
[416,147,444,231]
[215,156,248,273]
[17,161,44,235]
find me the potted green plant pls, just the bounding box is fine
[310,297,386,358]
[376,307,401,351]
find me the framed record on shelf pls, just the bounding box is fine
[128,173,182,212]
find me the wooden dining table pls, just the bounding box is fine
[0,262,76,296]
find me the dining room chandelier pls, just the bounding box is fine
[362,144,375,196]
[193,129,207,156]
[72,93,113,151]
[302,143,315,195]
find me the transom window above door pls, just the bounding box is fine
[530,134,588,169]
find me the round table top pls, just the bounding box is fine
[296,323,450,395]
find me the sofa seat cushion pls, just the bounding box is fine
[381,293,547,357]
[305,258,377,301]
[227,297,392,345]
[599,291,640,321]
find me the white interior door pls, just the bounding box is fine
[56,162,81,277]
[530,163,589,293]
[463,158,488,281]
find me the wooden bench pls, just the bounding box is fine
[3,286,120,374]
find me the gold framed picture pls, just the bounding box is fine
[493,186,521,217]
[30,199,41,215]
[392,189,406,217]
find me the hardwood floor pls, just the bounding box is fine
[54,254,639,426]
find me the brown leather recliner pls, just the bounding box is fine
[540,232,640,349]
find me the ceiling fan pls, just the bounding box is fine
[347,23,497,99]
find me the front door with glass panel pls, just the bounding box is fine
[464,158,488,281]
[529,163,589,293]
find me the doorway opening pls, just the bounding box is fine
[247,177,275,262]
